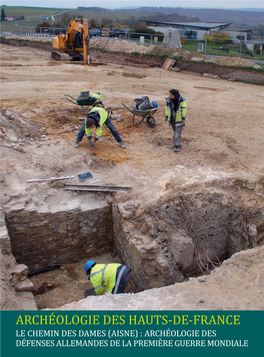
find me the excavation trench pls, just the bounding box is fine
[3,183,264,309]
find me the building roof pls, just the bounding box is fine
[140,20,233,31]
[224,28,252,33]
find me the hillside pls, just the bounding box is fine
[117,7,264,27]
[1,6,264,27]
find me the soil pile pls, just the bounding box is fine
[91,37,204,60]
[208,55,261,68]
[5,34,52,43]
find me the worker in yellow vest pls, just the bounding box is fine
[84,260,131,295]
[165,89,187,152]
[75,107,126,149]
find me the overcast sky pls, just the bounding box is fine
[2,0,264,9]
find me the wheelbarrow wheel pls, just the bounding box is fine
[147,116,156,127]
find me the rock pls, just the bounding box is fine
[168,231,194,269]
[111,113,122,120]
[203,73,220,79]
[140,223,149,234]
[15,279,34,292]
[113,191,131,203]
[122,210,134,220]
[118,201,139,219]
[16,291,37,310]
[248,224,257,237]
[191,57,204,62]
[10,136,18,142]
[157,233,168,243]
[12,264,28,277]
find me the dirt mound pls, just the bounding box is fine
[5,34,52,43]
[91,37,152,54]
[207,55,261,69]
[90,37,200,60]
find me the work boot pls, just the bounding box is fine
[175,146,181,152]
[74,142,80,148]
[120,141,126,149]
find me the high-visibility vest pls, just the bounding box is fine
[165,96,187,122]
[85,107,108,139]
[90,263,121,295]
[90,93,102,101]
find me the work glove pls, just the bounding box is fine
[181,119,185,126]
[89,140,95,148]
[165,116,168,122]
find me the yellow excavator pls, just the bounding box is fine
[52,17,90,65]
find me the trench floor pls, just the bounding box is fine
[29,252,137,310]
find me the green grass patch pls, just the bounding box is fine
[0,5,144,27]
[182,39,264,61]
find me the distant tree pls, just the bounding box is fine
[254,44,261,54]
[144,11,200,23]
[111,22,125,29]
[126,16,140,26]
[101,18,113,27]
[89,19,100,29]
[205,32,232,44]
[1,7,6,21]
[180,36,186,45]
[253,24,264,37]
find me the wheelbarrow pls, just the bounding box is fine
[122,102,159,127]
[62,91,104,112]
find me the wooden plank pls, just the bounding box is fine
[162,58,176,70]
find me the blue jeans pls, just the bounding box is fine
[76,122,86,143]
[76,118,122,143]
[112,266,131,294]
[170,116,184,148]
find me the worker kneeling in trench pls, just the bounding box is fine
[84,260,131,297]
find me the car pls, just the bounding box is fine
[89,28,101,37]
[109,27,126,38]
[101,28,110,37]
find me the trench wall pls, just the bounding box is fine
[112,187,264,290]
[4,201,113,271]
[112,203,184,292]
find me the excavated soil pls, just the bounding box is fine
[0,42,264,310]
